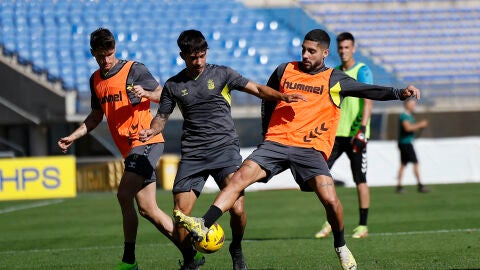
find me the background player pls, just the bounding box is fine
[315,32,373,239]
[57,28,200,270]
[397,98,430,193]
[173,29,421,270]
[139,29,304,270]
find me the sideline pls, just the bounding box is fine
[0,199,64,214]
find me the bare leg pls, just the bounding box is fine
[413,163,422,185]
[174,190,198,261]
[357,183,370,209]
[222,173,248,268]
[221,173,247,241]
[117,172,144,243]
[116,171,145,263]
[308,175,345,247]
[397,164,406,187]
[213,160,266,212]
[135,182,175,241]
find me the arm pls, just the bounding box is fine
[57,109,103,153]
[242,81,306,103]
[139,83,174,142]
[139,113,169,142]
[333,70,420,101]
[130,85,163,103]
[127,62,162,103]
[402,119,428,132]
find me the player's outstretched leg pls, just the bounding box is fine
[174,209,209,242]
[309,175,357,270]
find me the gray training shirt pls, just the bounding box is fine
[157,64,249,157]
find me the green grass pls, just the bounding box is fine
[0,183,479,269]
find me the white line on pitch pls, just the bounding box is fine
[0,199,64,214]
[364,228,480,237]
[0,228,478,255]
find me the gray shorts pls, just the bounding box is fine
[173,143,242,194]
[124,143,164,185]
[247,141,331,191]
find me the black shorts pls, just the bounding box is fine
[247,141,331,192]
[124,143,164,185]
[398,143,418,165]
[172,142,242,194]
[327,137,367,184]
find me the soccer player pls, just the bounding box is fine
[396,98,430,193]
[57,28,201,270]
[139,29,304,270]
[315,32,373,240]
[173,29,422,270]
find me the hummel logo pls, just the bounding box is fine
[303,123,328,142]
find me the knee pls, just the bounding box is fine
[229,199,245,217]
[138,203,156,220]
[321,194,340,209]
[116,188,134,204]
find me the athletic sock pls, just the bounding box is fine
[181,246,196,262]
[359,208,369,226]
[122,242,136,264]
[332,229,346,248]
[202,205,223,228]
[230,231,244,251]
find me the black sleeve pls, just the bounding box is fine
[261,63,288,137]
[89,74,101,110]
[157,83,176,115]
[331,69,404,101]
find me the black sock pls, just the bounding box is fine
[359,208,369,226]
[181,247,196,262]
[122,242,136,264]
[203,205,224,228]
[333,229,346,248]
[230,232,243,251]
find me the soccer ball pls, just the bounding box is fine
[193,223,225,254]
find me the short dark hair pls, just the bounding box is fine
[90,28,115,51]
[304,29,330,48]
[336,32,355,44]
[177,29,209,54]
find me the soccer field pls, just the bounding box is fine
[0,183,479,269]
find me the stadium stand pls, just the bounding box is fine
[1,0,404,114]
[1,0,479,113]
[299,0,480,99]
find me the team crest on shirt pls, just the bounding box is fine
[181,89,188,96]
[207,79,215,90]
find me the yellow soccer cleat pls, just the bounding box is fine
[173,210,209,242]
[335,245,357,270]
[352,225,368,239]
[314,221,332,239]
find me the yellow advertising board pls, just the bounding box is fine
[0,156,76,201]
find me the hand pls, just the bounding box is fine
[57,137,74,153]
[130,85,150,99]
[402,85,421,100]
[418,120,428,128]
[351,126,367,153]
[284,93,307,103]
[139,128,156,142]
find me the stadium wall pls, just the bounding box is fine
[203,137,480,192]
